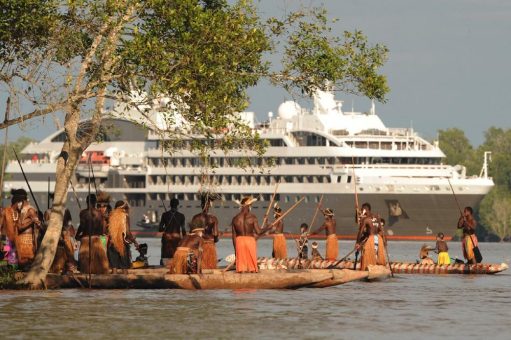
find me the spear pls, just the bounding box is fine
[12,148,42,216]
[258,197,305,238]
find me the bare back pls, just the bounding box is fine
[232,208,260,237]
[191,212,219,241]
[159,209,186,236]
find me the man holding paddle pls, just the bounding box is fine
[270,204,287,259]
[457,206,482,264]
[231,196,261,273]
[309,208,338,261]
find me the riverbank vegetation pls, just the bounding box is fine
[439,128,511,241]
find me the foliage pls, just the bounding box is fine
[0,264,18,289]
[0,136,34,181]
[438,128,477,174]
[479,186,511,241]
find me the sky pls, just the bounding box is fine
[2,0,511,146]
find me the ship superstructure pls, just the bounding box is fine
[4,90,494,238]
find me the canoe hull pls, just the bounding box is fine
[44,268,366,290]
[257,258,509,275]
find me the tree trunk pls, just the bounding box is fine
[21,118,83,288]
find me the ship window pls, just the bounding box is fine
[285,196,290,203]
[304,196,309,203]
[314,196,320,203]
[347,176,352,183]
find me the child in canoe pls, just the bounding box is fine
[434,232,451,265]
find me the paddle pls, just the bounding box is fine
[297,195,324,256]
[261,181,280,229]
[378,214,394,277]
[257,197,305,238]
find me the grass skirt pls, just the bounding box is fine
[325,234,338,261]
[78,236,109,274]
[168,247,189,274]
[360,235,377,271]
[376,235,387,266]
[272,234,287,259]
[15,233,35,267]
[202,241,217,269]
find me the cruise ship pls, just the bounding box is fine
[3,89,494,239]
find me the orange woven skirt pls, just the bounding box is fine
[168,247,189,274]
[325,234,338,261]
[202,241,218,269]
[360,235,377,271]
[235,236,258,273]
[272,234,287,259]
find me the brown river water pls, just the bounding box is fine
[1,238,510,339]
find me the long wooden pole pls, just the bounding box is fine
[447,178,463,216]
[352,157,361,270]
[258,197,305,238]
[87,156,92,289]
[261,181,280,228]
[378,213,394,277]
[297,194,324,255]
[0,97,10,204]
[13,148,43,216]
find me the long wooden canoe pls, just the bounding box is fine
[44,268,377,290]
[257,257,509,275]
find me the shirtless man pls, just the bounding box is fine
[190,194,219,269]
[168,225,204,274]
[12,189,42,270]
[356,203,379,270]
[76,194,109,274]
[231,196,262,273]
[159,198,186,264]
[270,205,287,259]
[310,208,338,261]
[457,206,480,264]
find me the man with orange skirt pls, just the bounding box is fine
[310,208,338,261]
[231,196,261,273]
[270,204,287,259]
[356,203,379,270]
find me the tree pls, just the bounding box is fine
[438,128,478,174]
[479,187,511,241]
[1,0,389,287]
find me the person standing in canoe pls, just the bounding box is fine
[376,216,388,266]
[159,198,186,265]
[356,203,378,270]
[434,232,450,265]
[457,206,480,264]
[190,193,219,269]
[231,196,261,273]
[108,200,139,272]
[11,189,42,270]
[270,204,287,259]
[76,194,109,274]
[309,208,338,261]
